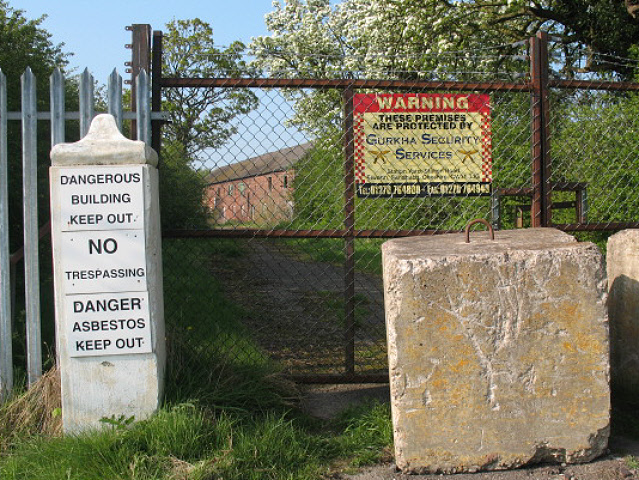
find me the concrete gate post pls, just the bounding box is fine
[49,114,165,433]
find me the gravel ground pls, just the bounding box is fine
[336,458,637,480]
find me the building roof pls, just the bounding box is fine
[207,142,313,184]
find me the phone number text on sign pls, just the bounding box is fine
[353,93,492,197]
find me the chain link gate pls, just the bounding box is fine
[140,28,639,383]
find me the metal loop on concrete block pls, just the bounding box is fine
[464,218,495,243]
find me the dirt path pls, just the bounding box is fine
[212,238,387,375]
[246,239,385,322]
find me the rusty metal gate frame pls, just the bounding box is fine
[133,27,639,383]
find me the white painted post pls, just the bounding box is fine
[49,114,165,433]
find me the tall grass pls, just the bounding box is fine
[161,238,295,411]
[0,237,394,480]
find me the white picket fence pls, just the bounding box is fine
[0,67,155,401]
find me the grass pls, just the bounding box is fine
[627,456,639,471]
[1,405,328,480]
[332,401,394,468]
[5,235,639,478]
[0,237,394,480]
[301,291,371,330]
[1,391,393,480]
[287,238,385,276]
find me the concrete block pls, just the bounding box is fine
[382,228,609,474]
[50,115,165,433]
[607,229,639,396]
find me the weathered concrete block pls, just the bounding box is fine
[382,228,609,474]
[607,229,639,396]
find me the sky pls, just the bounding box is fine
[18,0,277,82]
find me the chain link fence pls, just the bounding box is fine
[158,37,639,382]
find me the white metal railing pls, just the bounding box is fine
[0,67,156,401]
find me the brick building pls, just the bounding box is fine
[206,143,312,225]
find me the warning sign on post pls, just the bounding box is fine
[65,292,152,357]
[353,93,492,197]
[58,166,145,231]
[60,230,147,294]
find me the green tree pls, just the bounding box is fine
[252,0,639,79]
[162,18,258,158]
[0,0,72,249]
[158,143,209,230]
[0,0,80,375]
[159,18,258,229]
[250,0,639,135]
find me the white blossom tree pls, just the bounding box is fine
[252,0,639,79]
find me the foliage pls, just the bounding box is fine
[158,18,261,229]
[0,1,67,97]
[158,141,209,230]
[161,18,259,159]
[252,0,639,78]
[291,136,344,229]
[550,91,639,226]
[250,0,639,136]
[255,1,639,233]
[0,0,76,249]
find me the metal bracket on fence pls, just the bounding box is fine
[464,218,495,243]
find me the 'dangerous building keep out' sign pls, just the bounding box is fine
[354,93,492,197]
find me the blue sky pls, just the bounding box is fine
[18,0,277,82]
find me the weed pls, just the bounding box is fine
[0,367,62,453]
[99,414,135,431]
[626,455,639,470]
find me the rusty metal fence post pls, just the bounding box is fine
[530,31,552,227]
[151,30,163,159]
[342,86,356,377]
[126,24,152,141]
[151,27,639,382]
